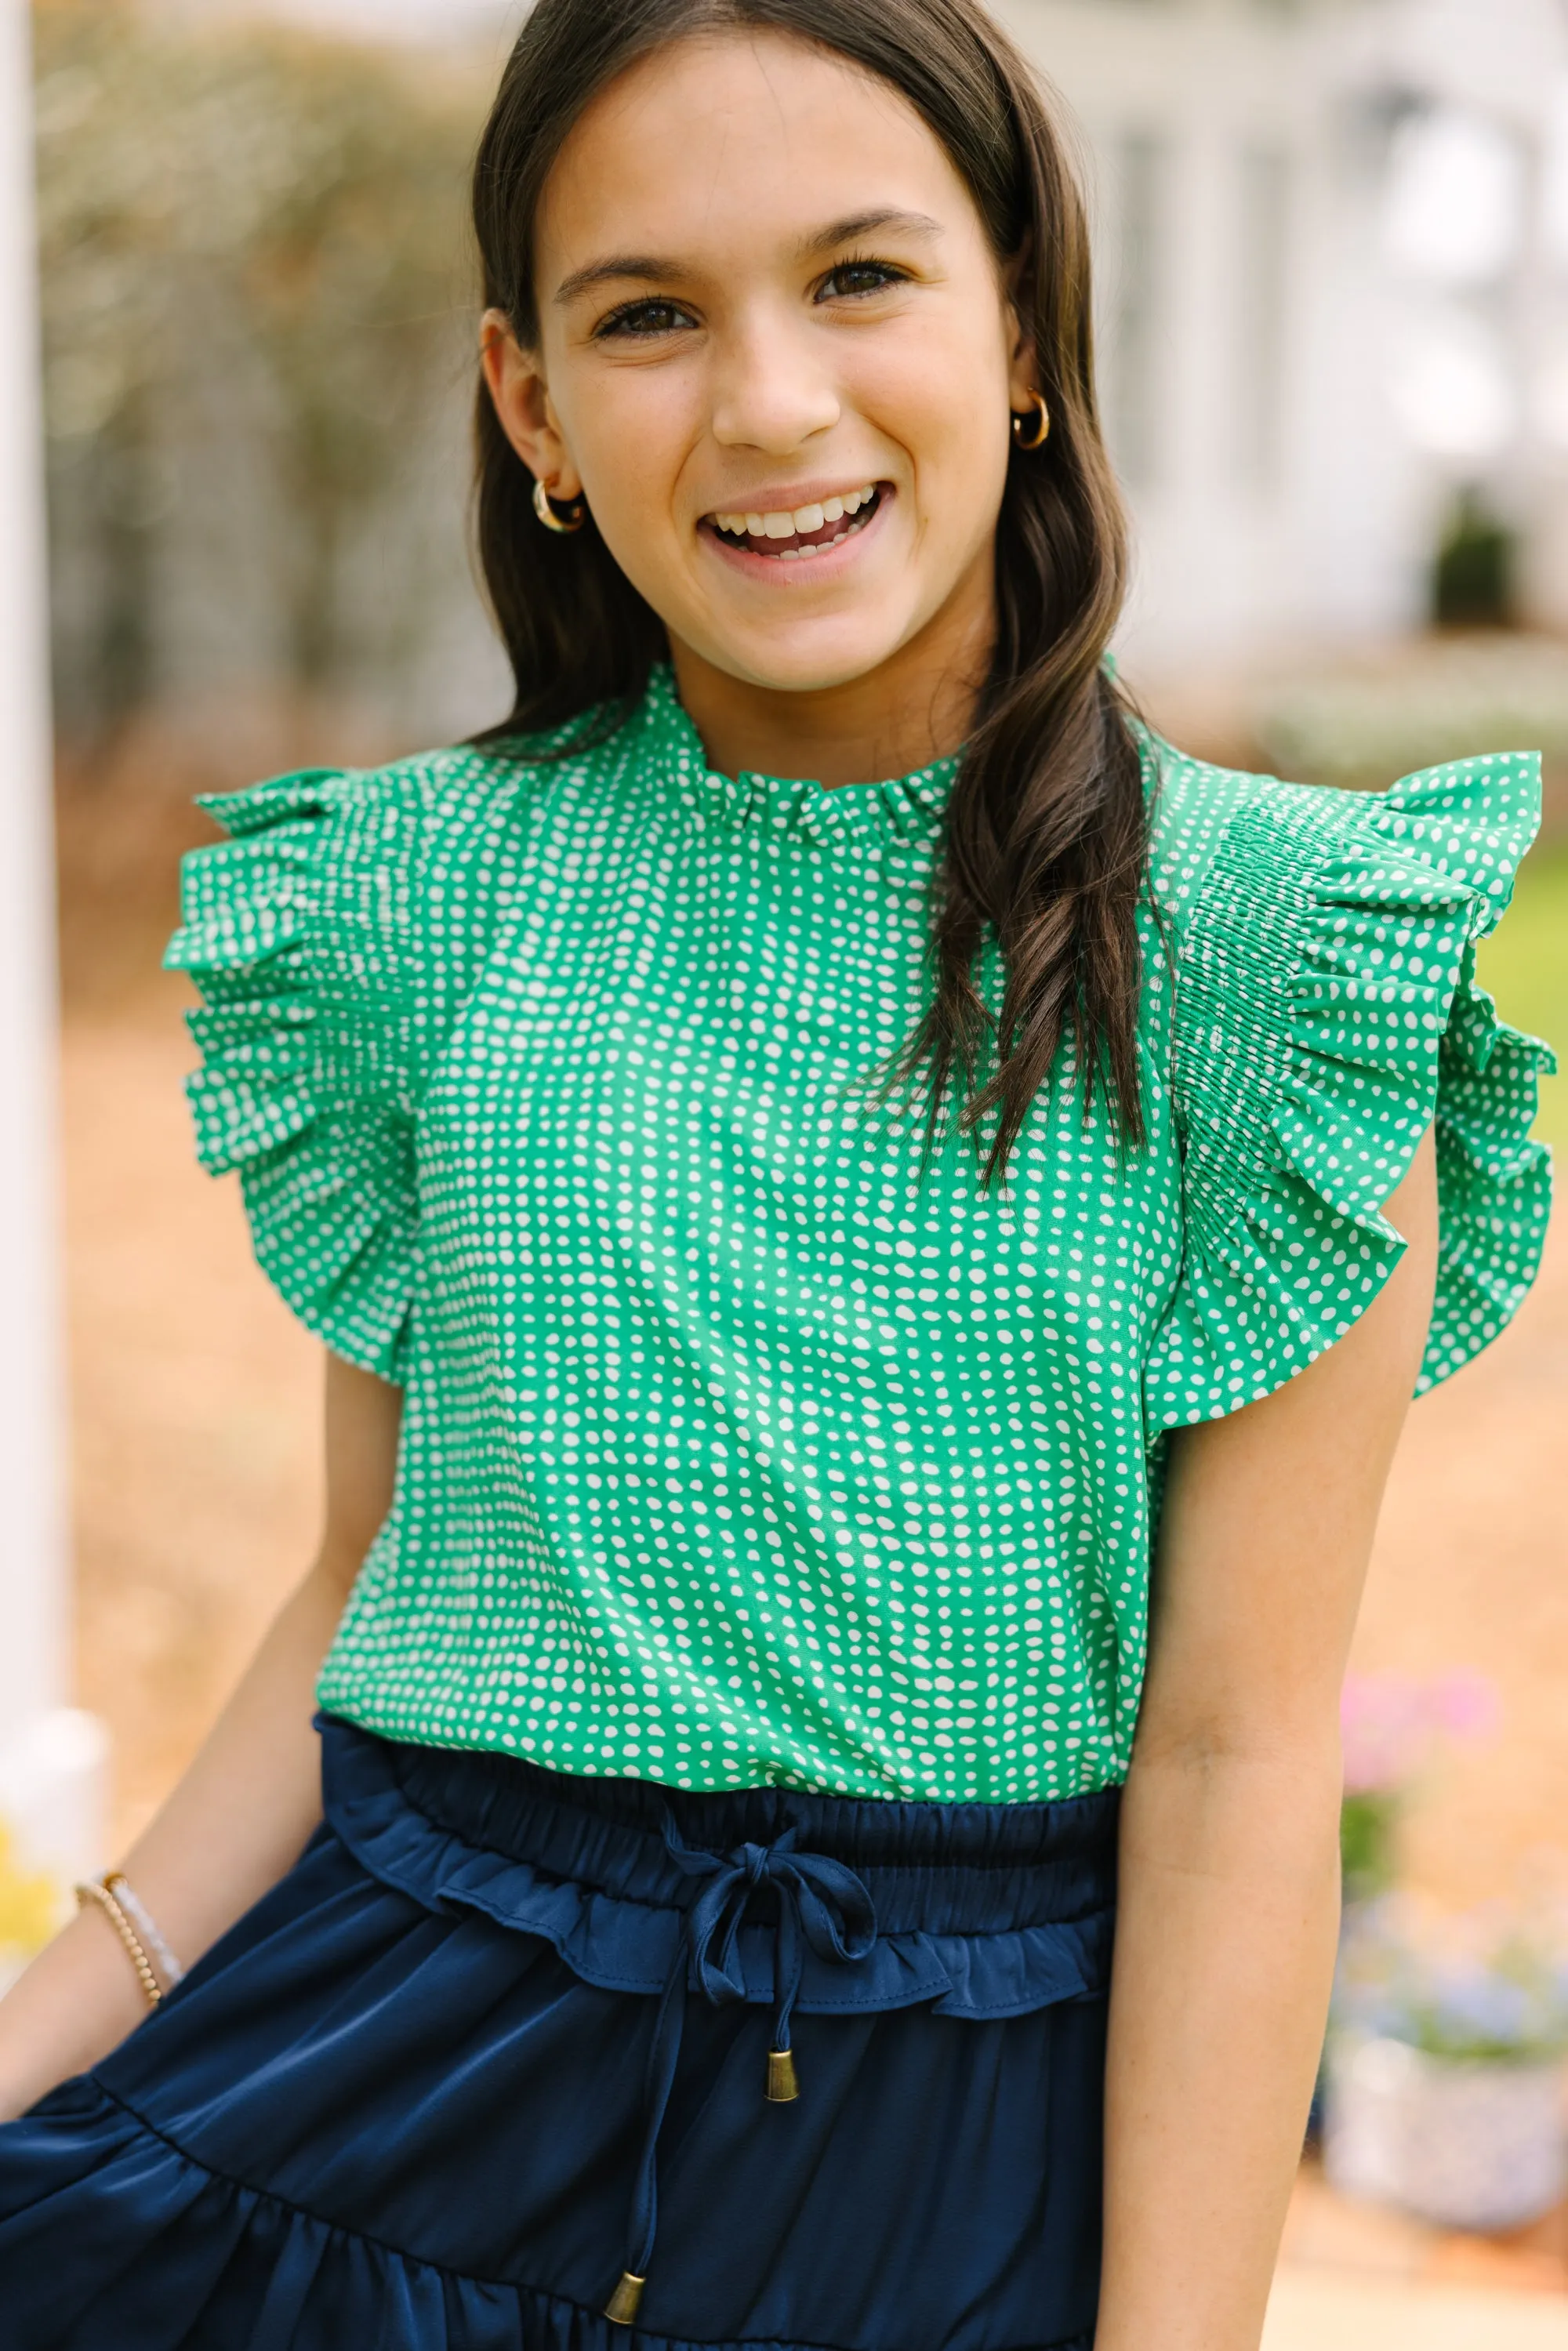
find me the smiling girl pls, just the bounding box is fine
[0,3,1552,2348]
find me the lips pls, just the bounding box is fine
[702,484,886,561]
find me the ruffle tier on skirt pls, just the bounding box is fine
[0,1716,1118,2350]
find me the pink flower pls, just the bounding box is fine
[1339,1671,1501,1794]
[1430,1670,1501,1743]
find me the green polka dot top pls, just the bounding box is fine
[167,662,1554,1802]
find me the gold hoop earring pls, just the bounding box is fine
[532,477,586,534]
[1011,393,1050,452]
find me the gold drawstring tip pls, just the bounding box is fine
[767,2045,800,2102]
[604,2269,646,2324]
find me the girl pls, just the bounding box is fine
[0,2,1552,2346]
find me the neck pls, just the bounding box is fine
[667,570,995,789]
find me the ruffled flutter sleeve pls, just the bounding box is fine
[165,767,430,1381]
[1145,750,1555,1429]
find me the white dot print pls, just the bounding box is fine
[165,675,1554,1802]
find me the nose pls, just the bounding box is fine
[709,308,840,455]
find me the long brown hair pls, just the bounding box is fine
[470,0,1147,1186]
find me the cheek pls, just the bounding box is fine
[560,366,698,547]
[851,320,1013,525]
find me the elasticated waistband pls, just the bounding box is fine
[325,1713,1120,1945]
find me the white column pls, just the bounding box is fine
[0,0,106,1890]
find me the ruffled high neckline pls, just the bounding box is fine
[643,661,963,849]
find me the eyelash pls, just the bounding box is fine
[820,255,910,302]
[593,299,692,341]
[591,256,910,340]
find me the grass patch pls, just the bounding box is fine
[1475,839,1567,1154]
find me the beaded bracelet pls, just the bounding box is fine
[74,1874,184,2011]
[103,1873,185,1991]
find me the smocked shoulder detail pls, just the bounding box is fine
[1145,750,1554,1428]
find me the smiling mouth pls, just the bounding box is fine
[702,483,887,561]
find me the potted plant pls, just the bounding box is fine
[1338,1669,1501,1907]
[1323,1899,1568,2230]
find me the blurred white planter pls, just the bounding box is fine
[1324,2031,1567,2230]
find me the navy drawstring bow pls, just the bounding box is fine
[604,1816,877,2325]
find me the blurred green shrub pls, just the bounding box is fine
[34,0,485,731]
[1432,490,1517,631]
[1254,637,1568,794]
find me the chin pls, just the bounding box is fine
[708,625,917,698]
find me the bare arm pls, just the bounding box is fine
[1094,1128,1439,2351]
[0,1355,400,2123]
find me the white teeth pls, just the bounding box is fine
[711,485,877,539]
[708,485,879,555]
[710,486,879,540]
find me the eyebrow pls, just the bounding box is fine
[551,209,945,307]
[799,207,944,256]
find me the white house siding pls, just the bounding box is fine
[997,0,1418,675]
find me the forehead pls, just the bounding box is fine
[535,31,977,280]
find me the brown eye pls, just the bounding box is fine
[818,261,906,302]
[595,299,694,340]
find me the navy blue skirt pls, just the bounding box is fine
[0,1715,1118,2349]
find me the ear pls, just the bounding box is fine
[1000,238,1037,412]
[480,309,584,501]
